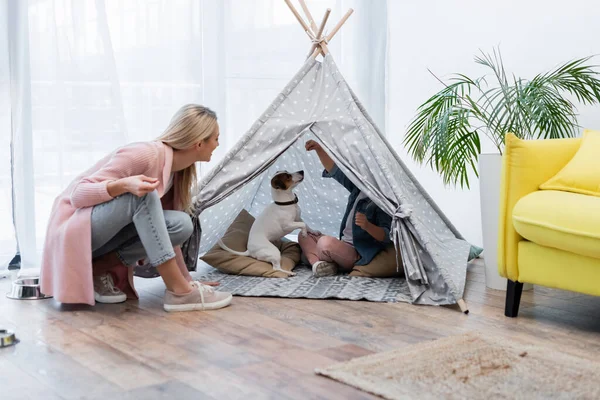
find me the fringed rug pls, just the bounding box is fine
[196,266,409,303]
[315,331,600,400]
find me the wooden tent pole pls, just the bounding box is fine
[316,9,331,39]
[306,8,331,58]
[310,8,354,59]
[457,299,469,314]
[298,0,318,33]
[284,0,315,39]
[326,8,354,42]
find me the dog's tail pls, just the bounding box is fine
[217,238,250,256]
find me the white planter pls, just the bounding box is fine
[478,153,532,291]
[479,153,506,290]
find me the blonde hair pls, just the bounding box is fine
[157,104,218,214]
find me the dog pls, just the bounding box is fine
[217,170,319,276]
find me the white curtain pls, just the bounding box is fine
[2,0,387,267]
[0,1,16,266]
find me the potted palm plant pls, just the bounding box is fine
[404,48,600,290]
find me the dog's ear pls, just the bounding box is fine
[271,176,286,190]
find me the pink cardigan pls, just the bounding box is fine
[40,141,192,305]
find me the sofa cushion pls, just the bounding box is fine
[540,129,600,197]
[512,190,600,260]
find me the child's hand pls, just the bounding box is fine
[305,140,323,152]
[355,212,370,229]
[356,212,386,241]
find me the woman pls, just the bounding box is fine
[40,104,232,312]
[300,140,393,277]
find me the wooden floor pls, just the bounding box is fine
[1,259,600,400]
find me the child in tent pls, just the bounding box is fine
[300,140,393,277]
[40,104,232,312]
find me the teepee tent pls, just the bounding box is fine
[181,1,473,312]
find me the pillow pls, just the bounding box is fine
[349,245,404,278]
[540,130,600,196]
[469,245,483,261]
[200,209,301,278]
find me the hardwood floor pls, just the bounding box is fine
[1,259,599,399]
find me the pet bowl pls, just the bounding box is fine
[6,277,52,300]
[0,329,18,348]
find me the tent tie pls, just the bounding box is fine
[390,204,415,275]
[311,33,329,45]
[394,204,413,219]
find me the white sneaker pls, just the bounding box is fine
[312,261,338,277]
[93,273,127,303]
[163,281,233,312]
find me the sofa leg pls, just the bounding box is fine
[505,280,524,318]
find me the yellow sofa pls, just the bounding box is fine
[498,132,600,317]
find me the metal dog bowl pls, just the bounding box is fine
[6,277,52,300]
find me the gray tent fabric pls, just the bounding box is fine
[180,54,474,306]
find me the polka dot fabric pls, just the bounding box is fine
[183,55,473,306]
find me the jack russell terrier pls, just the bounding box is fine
[217,170,319,276]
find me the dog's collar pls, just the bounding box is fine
[274,195,298,206]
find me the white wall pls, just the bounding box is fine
[386,0,600,247]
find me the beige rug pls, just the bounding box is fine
[315,332,600,400]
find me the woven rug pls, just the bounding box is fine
[315,331,600,400]
[196,266,409,303]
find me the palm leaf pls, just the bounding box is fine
[536,57,600,105]
[404,76,475,163]
[403,47,600,188]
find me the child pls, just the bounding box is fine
[300,140,392,277]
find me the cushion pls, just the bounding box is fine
[200,209,301,278]
[512,190,600,260]
[469,245,483,260]
[540,129,600,196]
[349,245,404,277]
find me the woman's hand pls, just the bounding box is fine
[108,175,159,197]
[305,140,323,152]
[355,212,370,229]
